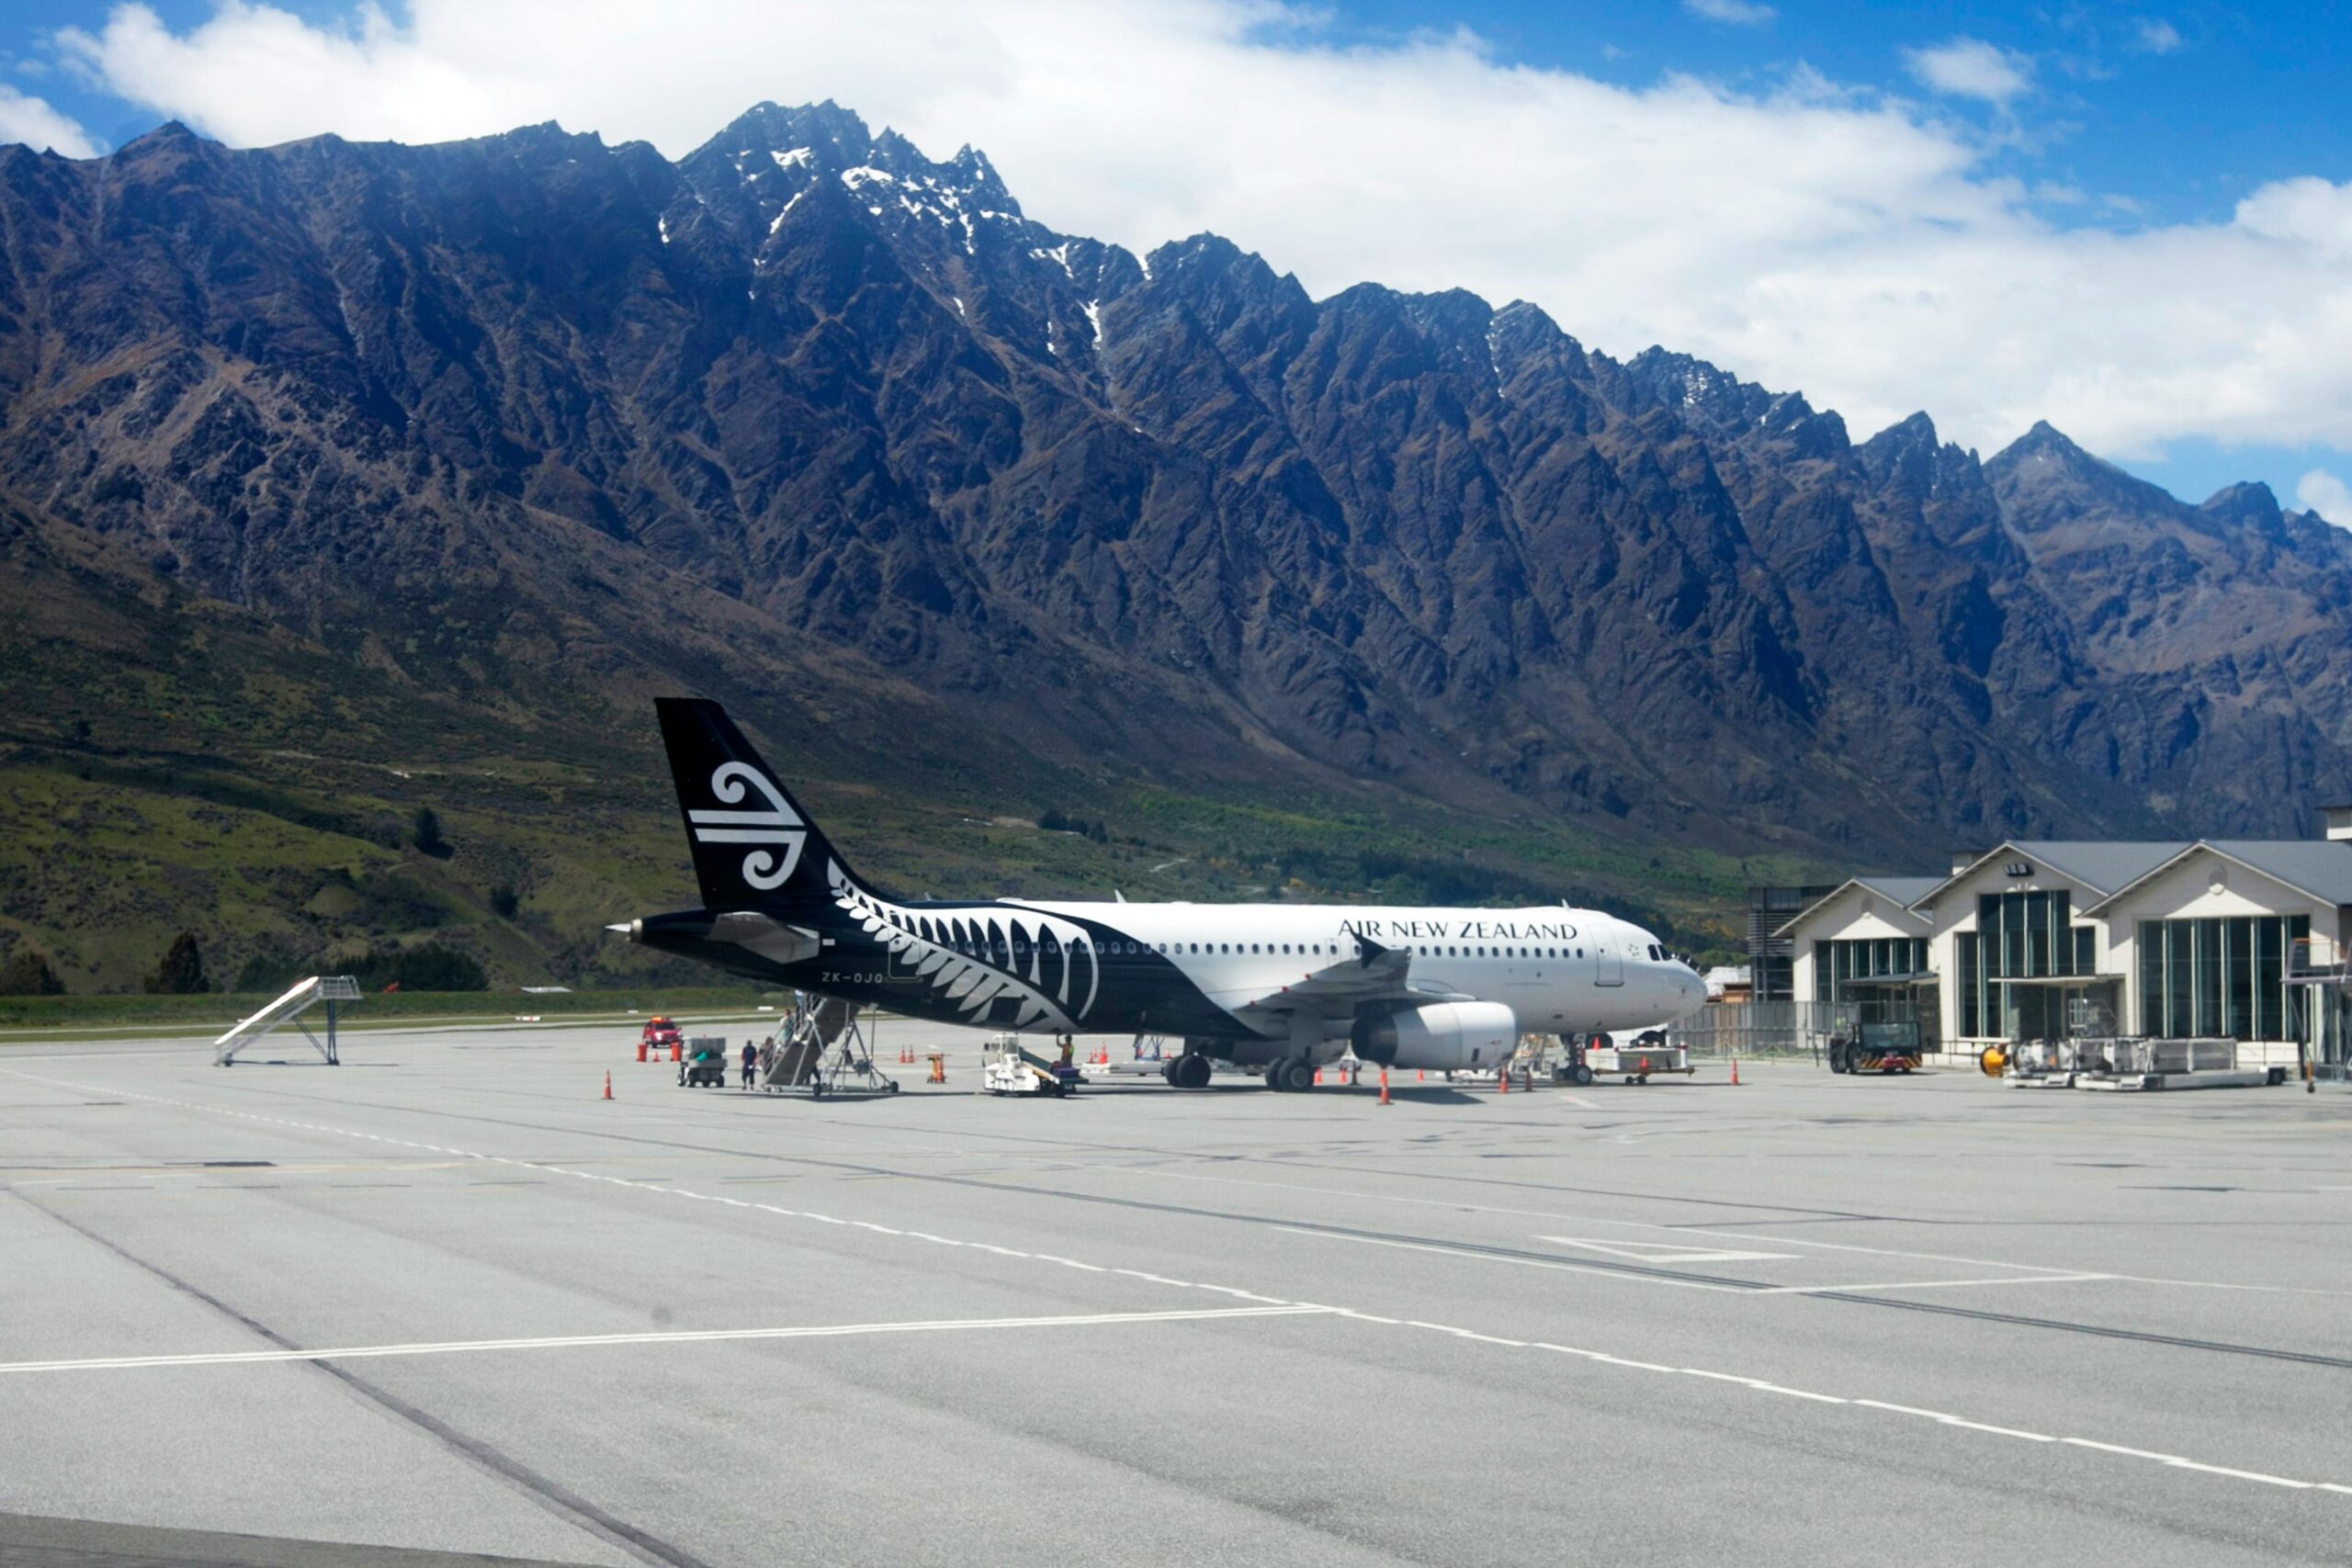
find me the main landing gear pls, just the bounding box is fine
[1262,1057,1316,1093]
[1160,1054,1213,1090]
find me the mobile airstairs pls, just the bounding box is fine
[215,976,361,1066]
[757,995,899,1098]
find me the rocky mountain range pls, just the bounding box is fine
[2,100,2347,983]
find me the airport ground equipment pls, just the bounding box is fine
[1826,1021,1925,1075]
[1553,1030,1690,1085]
[639,1016,682,1063]
[1988,1038,2080,1089]
[215,976,360,1066]
[982,1032,1082,1096]
[2072,1037,2285,1091]
[756,996,898,1098]
[679,1036,729,1088]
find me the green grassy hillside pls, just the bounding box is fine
[0,509,1794,999]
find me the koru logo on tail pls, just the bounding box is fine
[690,762,804,890]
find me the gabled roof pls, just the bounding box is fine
[1774,874,1940,939]
[2082,840,2352,914]
[1911,840,2191,910]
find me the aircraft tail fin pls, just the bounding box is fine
[654,697,863,910]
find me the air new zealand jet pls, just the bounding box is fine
[614,699,1702,1090]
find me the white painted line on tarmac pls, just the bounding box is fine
[1271,1224,1747,1290]
[13,1066,2350,1503]
[1750,1273,2113,1295]
[0,1305,1330,1375]
[1535,1235,1796,1264]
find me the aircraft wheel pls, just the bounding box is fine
[1572,1064,1594,1085]
[1277,1057,1316,1094]
[1173,1054,1213,1090]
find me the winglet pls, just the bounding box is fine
[1351,931,1391,967]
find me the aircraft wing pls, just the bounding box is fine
[1217,934,1465,1032]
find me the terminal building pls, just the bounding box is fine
[1774,811,2352,1075]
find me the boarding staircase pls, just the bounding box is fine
[214,976,361,1066]
[761,995,898,1094]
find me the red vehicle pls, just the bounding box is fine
[639,1016,683,1060]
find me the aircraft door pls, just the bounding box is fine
[1596,931,1624,987]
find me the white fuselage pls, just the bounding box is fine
[1013,897,1702,1041]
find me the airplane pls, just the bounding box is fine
[612,698,1703,1090]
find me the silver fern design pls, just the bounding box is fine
[690,761,806,891]
[830,863,1096,1030]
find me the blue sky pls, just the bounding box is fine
[2,1,2346,518]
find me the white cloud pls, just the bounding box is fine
[1683,0,1776,26]
[2132,18,2184,54]
[0,82,100,157]
[42,0,2352,467]
[1903,37,2033,104]
[2301,470,2352,529]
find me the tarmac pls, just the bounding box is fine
[4,1019,2350,1567]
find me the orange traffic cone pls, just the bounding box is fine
[1313,1067,1322,1086]
[1418,1069,1425,1082]
[1498,1067,1510,1094]
[602,1071,613,1100]
[1379,1067,1390,1106]
[1731,1056,1741,1086]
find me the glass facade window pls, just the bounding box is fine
[1813,938,1929,1006]
[2135,916,2307,1041]
[1958,932,1982,1038]
[1960,891,2098,1039]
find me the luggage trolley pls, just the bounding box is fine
[1554,1030,1690,1086]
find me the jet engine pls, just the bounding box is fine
[1351,1001,1518,1071]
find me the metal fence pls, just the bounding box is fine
[1668,998,1942,1061]
[1669,1000,1827,1059]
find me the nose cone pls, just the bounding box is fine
[1667,959,1703,1014]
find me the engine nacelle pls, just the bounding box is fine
[1351,1001,1518,1071]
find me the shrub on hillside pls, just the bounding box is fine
[0,949,65,996]
[143,932,211,995]
[356,871,453,930]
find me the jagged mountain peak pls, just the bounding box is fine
[1985,419,2183,525]
[2200,479,2288,535]
[1996,418,2098,465]
[1869,410,1939,446]
[1621,347,1782,436]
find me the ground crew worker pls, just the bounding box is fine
[741,1039,757,1089]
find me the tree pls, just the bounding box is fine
[144,931,210,995]
[489,884,520,919]
[0,949,64,996]
[411,806,447,857]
